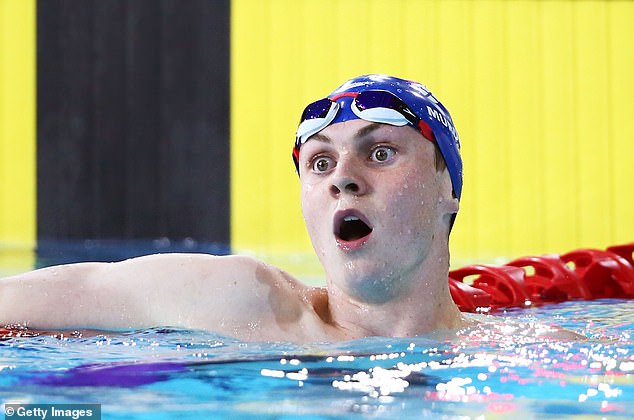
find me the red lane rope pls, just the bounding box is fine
[450,242,634,313]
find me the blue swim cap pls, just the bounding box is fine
[293,74,463,200]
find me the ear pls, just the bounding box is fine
[440,195,460,215]
[437,168,459,216]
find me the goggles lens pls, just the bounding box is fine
[300,97,334,121]
[294,90,436,167]
[353,90,419,127]
[295,99,339,147]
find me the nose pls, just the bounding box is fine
[329,159,368,198]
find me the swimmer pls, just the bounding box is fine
[0,75,469,343]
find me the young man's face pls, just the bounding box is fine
[298,120,458,304]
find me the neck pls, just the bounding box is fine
[325,238,465,339]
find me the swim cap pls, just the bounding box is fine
[293,74,463,200]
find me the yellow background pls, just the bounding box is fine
[231,0,634,279]
[0,0,35,272]
[1,0,632,278]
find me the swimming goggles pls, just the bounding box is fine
[295,90,436,148]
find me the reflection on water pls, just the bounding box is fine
[1,300,633,419]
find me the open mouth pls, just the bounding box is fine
[335,212,373,243]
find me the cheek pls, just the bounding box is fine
[383,170,438,229]
[300,184,321,229]
[300,188,311,220]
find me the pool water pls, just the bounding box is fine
[2,299,633,419]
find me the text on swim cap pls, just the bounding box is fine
[426,105,460,146]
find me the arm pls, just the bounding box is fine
[0,253,308,337]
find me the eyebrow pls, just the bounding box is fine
[355,122,383,139]
[309,133,332,144]
[308,122,384,144]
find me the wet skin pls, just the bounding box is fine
[298,120,465,338]
[0,120,466,342]
[299,120,456,303]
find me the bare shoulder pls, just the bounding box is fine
[0,253,321,338]
[113,252,260,272]
[111,252,308,292]
[101,252,311,308]
[108,253,317,339]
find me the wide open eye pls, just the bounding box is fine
[312,156,335,173]
[370,146,396,163]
